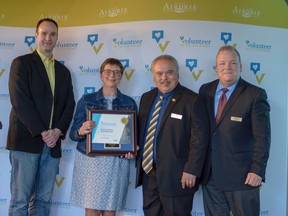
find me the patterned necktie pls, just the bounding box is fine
[215,88,228,124]
[142,96,163,174]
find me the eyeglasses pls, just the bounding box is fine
[102,69,122,77]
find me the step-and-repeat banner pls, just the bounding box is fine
[0,1,287,215]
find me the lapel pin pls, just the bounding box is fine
[172,98,176,102]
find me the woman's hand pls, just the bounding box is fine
[78,121,96,136]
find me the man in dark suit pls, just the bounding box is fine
[7,18,75,216]
[199,45,271,216]
[136,55,209,215]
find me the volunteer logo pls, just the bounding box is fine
[55,41,79,49]
[112,38,143,48]
[49,200,71,208]
[79,65,100,75]
[84,87,96,94]
[250,62,265,84]
[152,30,170,52]
[186,59,203,81]
[24,36,36,52]
[232,6,260,18]
[180,36,212,47]
[99,7,128,17]
[163,2,197,13]
[87,34,104,55]
[0,41,15,49]
[120,59,135,81]
[246,40,272,52]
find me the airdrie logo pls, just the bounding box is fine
[250,62,265,84]
[87,34,104,55]
[152,30,170,53]
[220,32,237,48]
[120,59,135,81]
[232,6,260,18]
[99,7,128,18]
[185,59,203,81]
[24,36,36,52]
[163,2,197,13]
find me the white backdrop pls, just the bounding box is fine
[0,20,287,216]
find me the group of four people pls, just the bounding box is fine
[6,18,270,216]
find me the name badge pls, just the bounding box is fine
[231,116,242,122]
[171,113,182,120]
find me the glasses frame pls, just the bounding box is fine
[101,69,123,77]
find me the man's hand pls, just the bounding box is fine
[41,128,62,148]
[181,172,197,189]
[245,172,262,187]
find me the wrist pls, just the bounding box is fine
[77,129,84,137]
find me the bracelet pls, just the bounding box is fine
[77,129,84,137]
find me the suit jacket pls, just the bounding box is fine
[199,78,271,191]
[7,51,75,158]
[136,84,209,196]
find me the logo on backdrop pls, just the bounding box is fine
[24,36,36,52]
[152,30,170,52]
[0,92,9,100]
[245,40,272,52]
[55,176,65,188]
[220,32,237,47]
[112,37,143,48]
[185,59,203,81]
[79,65,100,75]
[99,7,128,18]
[0,41,15,49]
[232,6,261,18]
[84,87,96,94]
[0,69,5,77]
[163,2,197,13]
[250,62,266,84]
[145,64,152,73]
[120,59,135,81]
[39,14,68,22]
[179,35,212,47]
[0,197,8,205]
[55,41,79,49]
[87,34,104,55]
[49,200,71,208]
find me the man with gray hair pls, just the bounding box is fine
[136,55,209,215]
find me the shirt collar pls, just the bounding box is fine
[37,49,54,62]
[216,79,239,94]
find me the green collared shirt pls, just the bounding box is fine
[37,49,55,128]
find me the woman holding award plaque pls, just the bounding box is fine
[69,58,137,216]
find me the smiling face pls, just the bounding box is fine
[35,21,58,58]
[216,49,242,87]
[152,58,179,94]
[100,63,122,89]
